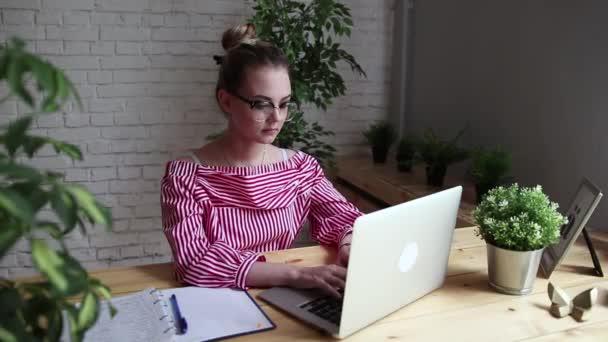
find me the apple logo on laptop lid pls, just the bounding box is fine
[398,242,418,273]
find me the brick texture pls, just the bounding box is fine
[0,0,395,275]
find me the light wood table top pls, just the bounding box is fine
[88,227,608,341]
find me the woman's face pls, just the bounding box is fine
[219,65,292,145]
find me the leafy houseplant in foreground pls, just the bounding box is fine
[473,184,567,295]
[0,38,113,342]
[362,121,396,164]
[251,0,366,168]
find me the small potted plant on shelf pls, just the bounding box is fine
[416,128,468,187]
[470,146,512,203]
[395,136,417,172]
[363,121,397,164]
[473,184,568,295]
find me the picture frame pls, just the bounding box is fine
[540,178,603,278]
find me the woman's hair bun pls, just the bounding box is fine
[221,23,257,51]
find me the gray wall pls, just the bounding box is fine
[407,0,608,231]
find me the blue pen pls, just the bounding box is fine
[169,294,188,335]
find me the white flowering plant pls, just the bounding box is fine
[473,184,568,251]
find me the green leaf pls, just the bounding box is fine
[27,55,58,112]
[90,279,112,300]
[41,100,59,113]
[77,291,100,331]
[46,305,64,342]
[0,223,23,258]
[6,56,33,107]
[0,321,26,342]
[0,160,44,182]
[28,55,54,90]
[4,116,33,157]
[22,135,49,158]
[36,221,63,239]
[50,140,83,161]
[31,240,89,295]
[65,305,82,342]
[56,70,69,102]
[109,303,118,318]
[66,76,83,111]
[60,252,89,294]
[41,69,59,113]
[66,185,111,227]
[31,239,70,293]
[51,186,78,233]
[9,182,48,213]
[46,170,64,181]
[0,188,34,222]
[0,54,9,81]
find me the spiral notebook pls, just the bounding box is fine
[70,286,275,342]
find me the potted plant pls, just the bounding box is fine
[0,38,113,341]
[362,121,397,163]
[416,128,468,187]
[395,136,416,172]
[473,184,568,295]
[470,146,512,203]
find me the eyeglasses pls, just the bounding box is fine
[231,92,296,122]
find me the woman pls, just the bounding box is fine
[160,24,362,298]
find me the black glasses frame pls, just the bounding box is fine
[230,92,295,122]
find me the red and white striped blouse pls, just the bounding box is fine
[160,150,363,289]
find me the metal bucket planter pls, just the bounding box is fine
[486,243,544,295]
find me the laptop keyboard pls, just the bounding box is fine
[299,291,344,325]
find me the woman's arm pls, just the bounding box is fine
[246,261,346,298]
[161,166,263,289]
[308,165,362,250]
[337,232,352,266]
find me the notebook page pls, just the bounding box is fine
[80,289,173,342]
[161,287,274,342]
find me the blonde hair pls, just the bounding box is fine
[215,23,289,100]
[221,23,258,50]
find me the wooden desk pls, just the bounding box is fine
[90,227,608,341]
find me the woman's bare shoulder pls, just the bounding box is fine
[284,148,297,158]
[186,142,225,166]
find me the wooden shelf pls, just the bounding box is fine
[333,155,477,228]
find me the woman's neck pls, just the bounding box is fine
[217,131,267,167]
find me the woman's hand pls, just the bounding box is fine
[337,244,350,267]
[287,264,347,298]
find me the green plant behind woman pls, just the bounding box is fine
[250,0,366,168]
[0,38,113,342]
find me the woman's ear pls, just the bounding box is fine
[217,89,232,114]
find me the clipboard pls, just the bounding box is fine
[63,287,275,342]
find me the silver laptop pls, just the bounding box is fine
[259,186,463,339]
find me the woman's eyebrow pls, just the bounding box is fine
[253,94,292,101]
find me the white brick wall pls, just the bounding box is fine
[0,0,395,276]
